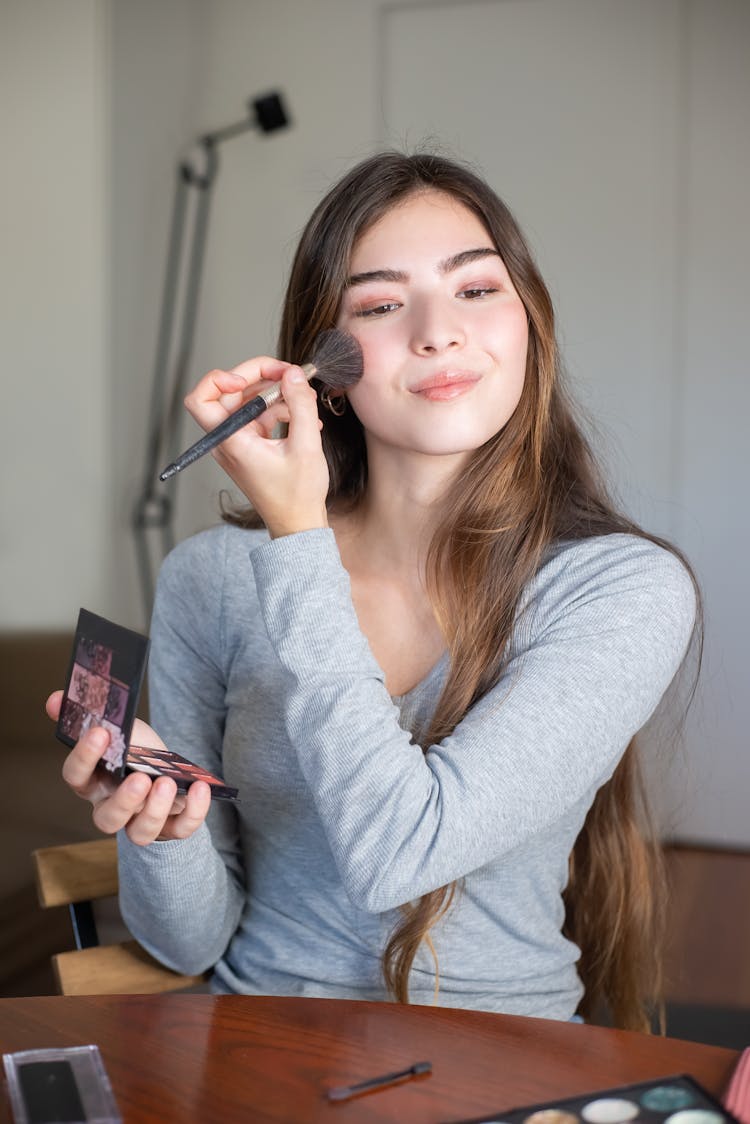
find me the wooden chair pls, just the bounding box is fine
[32,837,208,995]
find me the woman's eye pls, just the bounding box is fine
[458,286,498,300]
[355,302,401,317]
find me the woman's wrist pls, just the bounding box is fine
[267,508,329,540]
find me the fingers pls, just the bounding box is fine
[229,355,286,384]
[182,356,329,535]
[103,774,176,841]
[50,687,212,846]
[90,770,199,844]
[183,358,317,454]
[160,781,212,842]
[282,367,324,453]
[184,357,289,433]
[82,762,210,846]
[121,778,212,846]
[46,690,63,721]
[252,399,291,438]
[61,726,118,800]
[91,770,153,835]
[184,370,248,433]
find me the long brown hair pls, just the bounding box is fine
[227,151,701,1030]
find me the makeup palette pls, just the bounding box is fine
[126,742,238,801]
[57,609,147,774]
[451,1076,741,1124]
[56,609,238,801]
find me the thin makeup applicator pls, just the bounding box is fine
[159,328,364,481]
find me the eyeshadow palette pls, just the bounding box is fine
[450,1075,741,1124]
[57,609,147,773]
[126,743,238,801]
[56,609,238,801]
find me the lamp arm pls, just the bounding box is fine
[131,141,219,611]
[131,93,290,620]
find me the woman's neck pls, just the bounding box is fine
[334,446,465,580]
[330,452,459,695]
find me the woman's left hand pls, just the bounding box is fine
[184,361,329,538]
[45,691,211,846]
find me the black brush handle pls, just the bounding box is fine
[159,369,309,481]
[326,1061,432,1102]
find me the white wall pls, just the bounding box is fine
[670,0,750,844]
[2,0,747,845]
[108,0,206,623]
[0,0,110,628]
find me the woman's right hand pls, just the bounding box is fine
[183,360,329,539]
[46,691,212,846]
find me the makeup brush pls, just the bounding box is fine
[159,328,363,481]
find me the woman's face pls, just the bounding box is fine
[336,189,528,466]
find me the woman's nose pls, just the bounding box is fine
[410,299,466,355]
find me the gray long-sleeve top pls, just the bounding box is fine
[118,525,695,1019]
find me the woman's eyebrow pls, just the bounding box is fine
[346,268,407,287]
[345,248,500,288]
[440,247,501,273]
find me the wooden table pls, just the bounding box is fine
[0,995,739,1123]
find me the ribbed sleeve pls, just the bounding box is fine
[117,527,245,975]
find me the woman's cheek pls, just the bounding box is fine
[505,301,530,356]
[345,377,379,424]
[346,335,389,398]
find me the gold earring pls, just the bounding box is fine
[321,388,347,416]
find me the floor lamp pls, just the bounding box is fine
[132,91,290,618]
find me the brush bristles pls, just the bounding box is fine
[310,329,363,389]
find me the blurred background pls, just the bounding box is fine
[1,0,748,1042]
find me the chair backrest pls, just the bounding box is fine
[32,837,207,996]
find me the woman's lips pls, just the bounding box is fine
[410,372,482,401]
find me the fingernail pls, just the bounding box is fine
[288,367,305,384]
[88,727,108,749]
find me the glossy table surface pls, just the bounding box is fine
[0,995,739,1123]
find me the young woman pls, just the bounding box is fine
[48,152,699,1031]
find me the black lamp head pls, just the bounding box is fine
[251,92,290,134]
